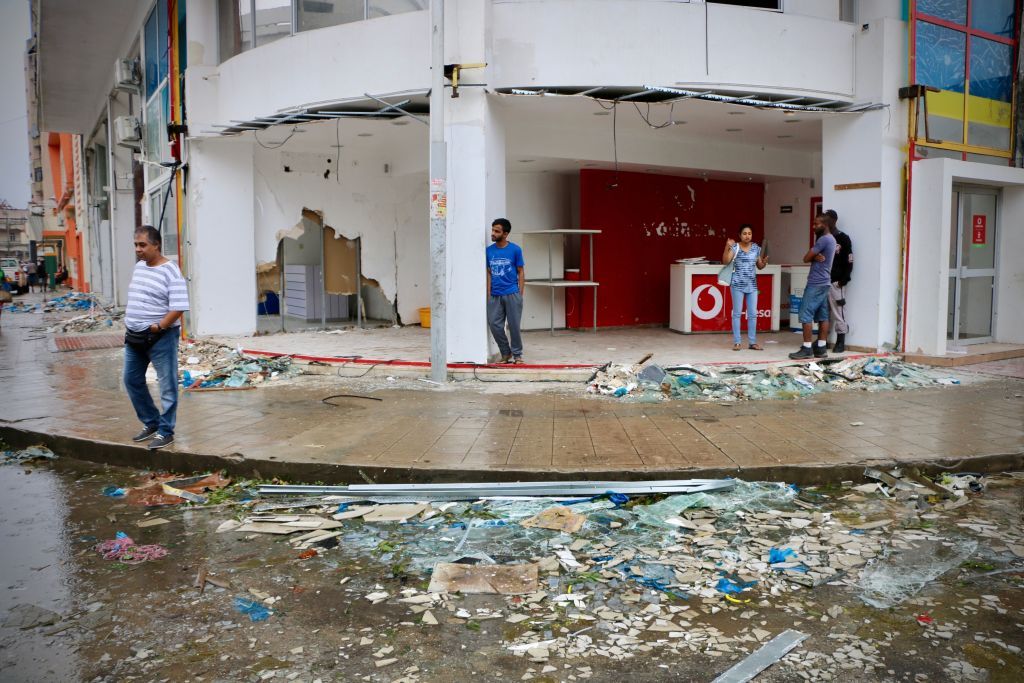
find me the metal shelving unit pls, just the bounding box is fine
[521,229,601,334]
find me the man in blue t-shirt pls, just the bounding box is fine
[486,218,526,363]
[790,213,837,360]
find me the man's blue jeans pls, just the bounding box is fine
[731,287,758,345]
[124,331,179,437]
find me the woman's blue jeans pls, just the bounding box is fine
[731,287,758,345]
[123,331,180,437]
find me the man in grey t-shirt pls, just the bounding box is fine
[789,213,837,360]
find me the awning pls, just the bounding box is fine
[37,0,148,133]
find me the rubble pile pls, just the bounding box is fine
[202,470,1022,679]
[179,339,298,389]
[42,291,107,313]
[588,356,963,402]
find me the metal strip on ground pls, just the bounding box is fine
[256,479,737,498]
[710,629,808,683]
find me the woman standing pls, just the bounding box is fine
[722,224,768,351]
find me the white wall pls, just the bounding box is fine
[996,190,1024,345]
[250,120,430,326]
[763,177,819,265]
[508,172,574,330]
[191,10,430,133]
[492,1,855,100]
[821,17,906,351]
[188,137,257,336]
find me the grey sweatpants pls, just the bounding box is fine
[828,282,849,334]
[487,292,524,358]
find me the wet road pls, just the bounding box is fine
[1,456,1023,682]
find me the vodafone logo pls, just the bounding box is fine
[692,284,723,320]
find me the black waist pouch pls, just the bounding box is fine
[125,327,165,350]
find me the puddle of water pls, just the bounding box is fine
[0,465,79,681]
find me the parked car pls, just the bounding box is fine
[1,258,26,294]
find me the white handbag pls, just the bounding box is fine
[717,245,737,286]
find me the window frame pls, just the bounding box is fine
[912,0,1021,160]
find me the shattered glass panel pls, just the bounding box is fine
[968,36,1013,150]
[917,0,967,25]
[971,0,1015,38]
[368,0,428,19]
[298,0,365,31]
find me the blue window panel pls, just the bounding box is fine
[144,10,159,97]
[918,0,967,25]
[158,0,169,85]
[971,0,1016,38]
[916,20,966,93]
[970,36,1014,102]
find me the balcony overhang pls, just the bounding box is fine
[37,0,149,133]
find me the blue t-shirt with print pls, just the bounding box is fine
[486,242,525,296]
[807,233,837,287]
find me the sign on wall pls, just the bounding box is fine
[690,274,774,333]
[972,214,986,245]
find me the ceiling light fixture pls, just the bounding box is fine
[357,133,374,137]
[519,159,535,163]
[593,111,610,116]
[728,111,745,115]
[784,119,802,124]
[726,128,742,132]
[777,134,793,138]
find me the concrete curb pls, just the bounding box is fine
[3,424,1021,487]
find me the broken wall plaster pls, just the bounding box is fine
[252,144,429,325]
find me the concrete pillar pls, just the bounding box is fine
[821,17,906,352]
[444,90,506,364]
[187,137,257,336]
[441,1,505,364]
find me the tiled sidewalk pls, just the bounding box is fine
[2,297,1022,477]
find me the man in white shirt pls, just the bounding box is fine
[123,225,190,450]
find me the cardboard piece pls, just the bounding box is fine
[362,503,430,523]
[235,515,343,535]
[521,506,587,534]
[428,562,539,595]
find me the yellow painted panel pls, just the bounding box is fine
[925,89,1011,129]
[926,89,965,121]
[967,95,1012,129]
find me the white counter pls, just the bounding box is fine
[669,263,782,333]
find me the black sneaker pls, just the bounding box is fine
[813,344,828,359]
[148,434,174,450]
[788,346,813,360]
[132,426,159,442]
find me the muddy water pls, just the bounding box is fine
[1,458,1023,683]
[0,464,78,681]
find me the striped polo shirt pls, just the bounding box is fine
[125,259,190,332]
[730,243,761,293]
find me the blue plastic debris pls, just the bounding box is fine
[715,577,756,594]
[613,386,629,397]
[233,597,273,622]
[769,547,798,564]
[102,486,127,497]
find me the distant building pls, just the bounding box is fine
[0,202,30,260]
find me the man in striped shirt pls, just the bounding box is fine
[124,225,190,450]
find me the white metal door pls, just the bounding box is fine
[948,187,998,345]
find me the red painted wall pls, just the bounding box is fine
[579,169,764,327]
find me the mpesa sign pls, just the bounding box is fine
[690,274,773,332]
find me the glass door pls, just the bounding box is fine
[948,187,998,345]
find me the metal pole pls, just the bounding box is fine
[356,236,363,328]
[428,0,447,382]
[320,221,326,330]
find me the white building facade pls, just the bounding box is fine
[33,0,1024,362]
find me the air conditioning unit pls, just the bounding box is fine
[114,59,140,91]
[114,116,141,149]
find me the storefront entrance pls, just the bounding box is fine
[947,186,998,345]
